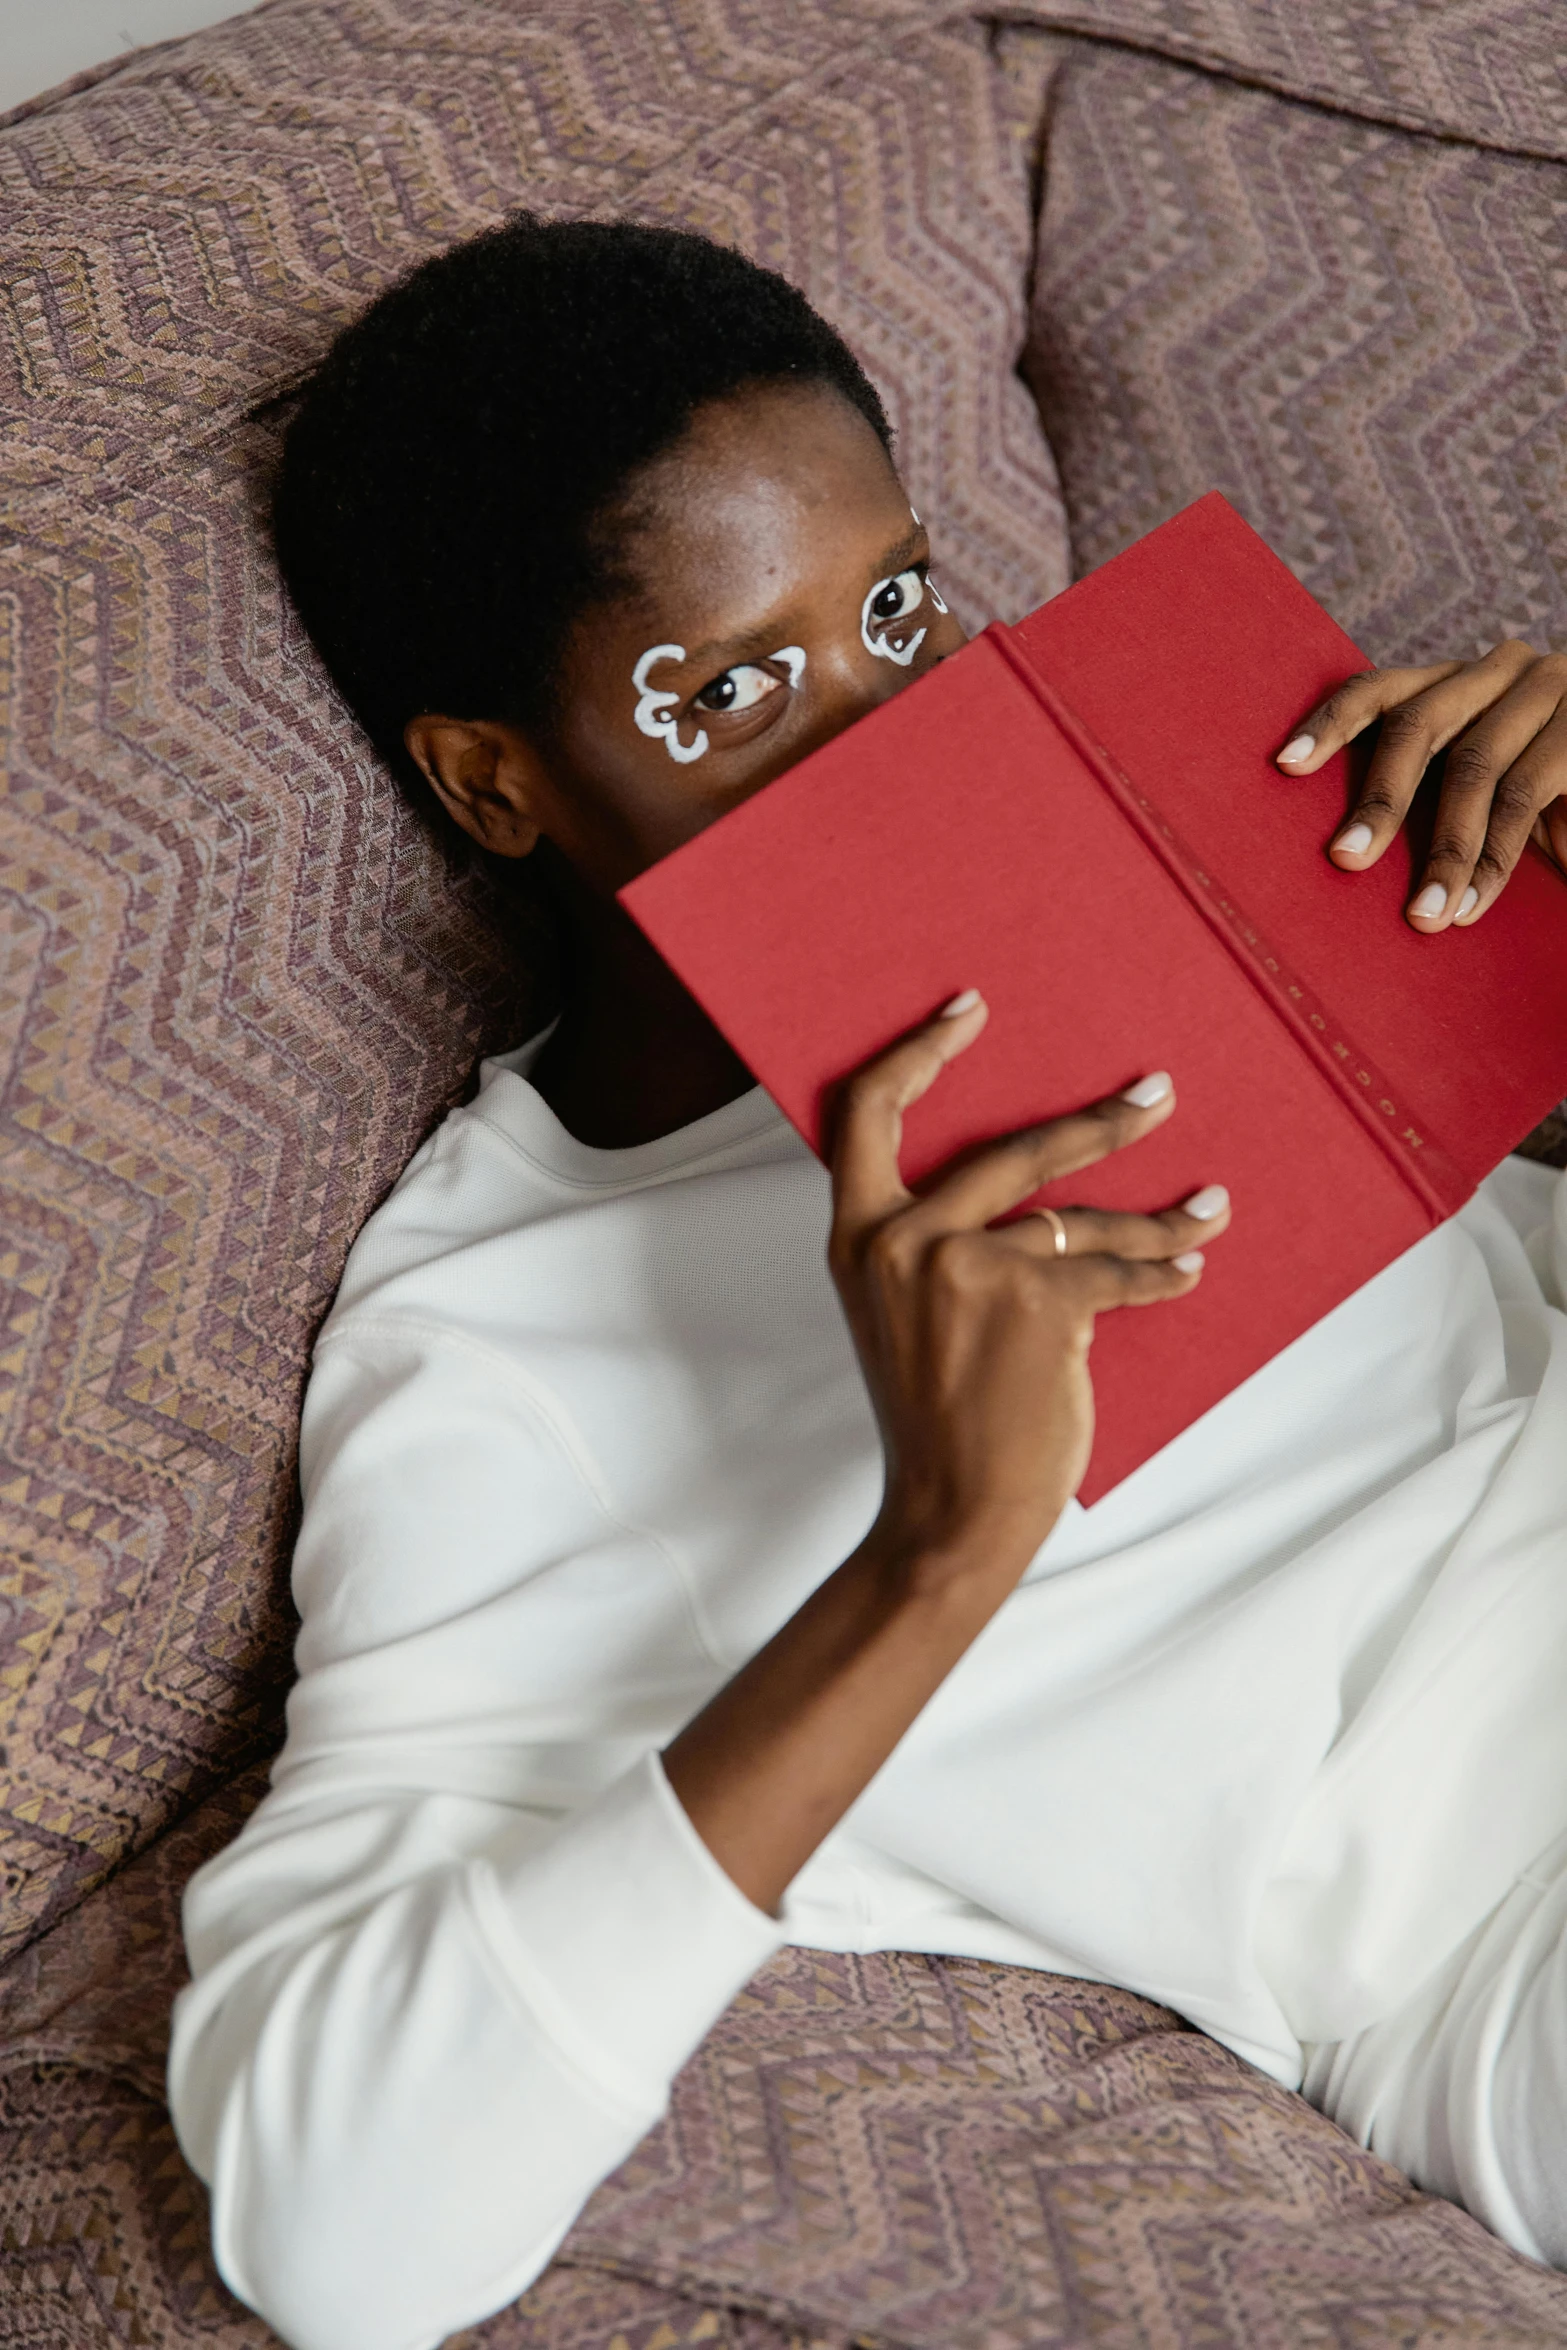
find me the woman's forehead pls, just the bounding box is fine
[627,383,905,560]
[609,391,918,649]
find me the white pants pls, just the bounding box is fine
[1303,1825,1567,2267]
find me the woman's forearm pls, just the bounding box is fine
[667,1007,1217,1919]
[662,1511,1039,1914]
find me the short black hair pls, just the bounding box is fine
[273,214,892,768]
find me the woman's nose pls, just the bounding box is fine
[793,639,923,755]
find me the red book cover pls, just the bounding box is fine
[621,494,1567,1501]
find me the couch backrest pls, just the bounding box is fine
[1005,0,1567,161]
[0,0,1071,1956]
[1011,0,1567,662]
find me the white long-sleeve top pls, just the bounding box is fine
[169,1037,1567,2350]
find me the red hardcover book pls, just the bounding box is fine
[621,494,1567,1501]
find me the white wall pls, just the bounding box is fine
[0,0,263,117]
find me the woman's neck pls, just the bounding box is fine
[525,854,755,1149]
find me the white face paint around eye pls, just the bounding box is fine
[861,570,928,668]
[632,644,709,765]
[907,513,948,614]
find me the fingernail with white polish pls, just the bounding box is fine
[1278,734,1315,764]
[1410,885,1448,920]
[1182,1185,1229,1220]
[940,988,983,1018]
[1456,886,1480,920]
[1173,1251,1205,1274]
[1121,1071,1173,1108]
[1334,823,1374,855]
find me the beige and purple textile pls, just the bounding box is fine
[2,0,1566,2342]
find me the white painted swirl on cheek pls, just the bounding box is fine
[860,582,926,669]
[632,643,709,765]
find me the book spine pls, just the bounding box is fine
[987,626,1467,1222]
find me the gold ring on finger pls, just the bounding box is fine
[1038,1206,1068,1258]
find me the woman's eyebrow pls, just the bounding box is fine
[673,524,931,675]
[675,620,799,673]
[867,526,925,583]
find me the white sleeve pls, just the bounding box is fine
[166,1326,786,2350]
[169,1756,781,2350]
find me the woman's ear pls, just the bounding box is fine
[403,714,546,859]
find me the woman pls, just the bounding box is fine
[169,216,1567,2350]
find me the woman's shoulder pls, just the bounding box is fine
[319,1031,812,1344]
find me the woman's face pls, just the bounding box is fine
[407,380,967,893]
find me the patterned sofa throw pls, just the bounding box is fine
[7,1859,1567,2347]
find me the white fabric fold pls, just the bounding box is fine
[479,1751,786,2108]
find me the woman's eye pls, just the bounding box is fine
[694,663,781,714]
[869,569,925,625]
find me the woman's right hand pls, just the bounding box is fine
[829,990,1229,1581]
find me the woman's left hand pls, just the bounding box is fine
[1276,640,1567,931]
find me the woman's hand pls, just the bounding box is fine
[1277,641,1567,932]
[665,994,1226,1913]
[830,990,1225,1574]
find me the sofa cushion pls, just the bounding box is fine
[0,0,1069,1960]
[1021,32,1567,663]
[999,0,1567,159]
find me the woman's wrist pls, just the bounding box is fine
[866,1491,1063,1605]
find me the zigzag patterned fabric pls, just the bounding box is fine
[998,0,1567,158]
[0,0,1069,1962]
[4,1,1567,2343]
[1021,25,1567,662]
[6,1802,1567,2345]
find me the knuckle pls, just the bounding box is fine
[842,1068,890,1118]
[1426,828,1479,869]
[1441,740,1498,794]
[1106,1215,1155,1259]
[1094,1098,1141,1142]
[1354,786,1403,822]
[927,1231,980,1290]
[1377,703,1434,751]
[1010,1131,1056,1184]
[865,1221,917,1282]
[1319,671,1379,724]
[1472,840,1518,885]
[1491,771,1541,826]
